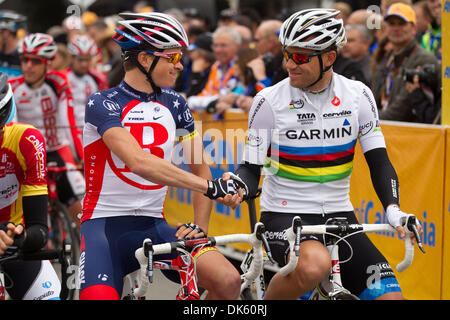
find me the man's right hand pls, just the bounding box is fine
[204,178,243,209]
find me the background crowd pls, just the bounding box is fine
[0,0,443,131]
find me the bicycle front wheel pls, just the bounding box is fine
[48,200,80,300]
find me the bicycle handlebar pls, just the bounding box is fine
[134,222,269,298]
[279,214,423,277]
[0,245,70,264]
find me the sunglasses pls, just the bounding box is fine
[20,56,48,66]
[282,50,324,65]
[138,50,183,65]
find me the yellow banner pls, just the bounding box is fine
[350,122,446,300]
[442,1,449,124]
[442,127,450,299]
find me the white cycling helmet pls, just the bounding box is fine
[18,33,57,60]
[113,11,189,50]
[279,8,346,51]
[68,34,98,56]
[0,72,16,127]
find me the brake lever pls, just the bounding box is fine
[403,215,426,254]
[144,240,154,283]
[255,223,275,264]
[292,216,302,257]
[408,218,425,254]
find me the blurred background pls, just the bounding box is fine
[0,0,380,33]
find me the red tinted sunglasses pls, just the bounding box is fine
[20,56,48,66]
[282,50,324,65]
[138,50,183,65]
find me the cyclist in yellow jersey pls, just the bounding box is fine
[0,72,61,300]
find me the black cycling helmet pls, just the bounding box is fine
[0,72,16,127]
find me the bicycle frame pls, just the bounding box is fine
[133,222,269,300]
[280,215,423,300]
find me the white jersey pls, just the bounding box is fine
[9,71,83,159]
[243,73,386,214]
[67,68,108,129]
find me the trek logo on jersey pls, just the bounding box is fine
[289,99,304,109]
[331,96,340,106]
[286,126,352,140]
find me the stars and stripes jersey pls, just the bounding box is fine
[81,81,197,222]
[8,70,83,160]
[243,73,386,214]
[0,123,47,225]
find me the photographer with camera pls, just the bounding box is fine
[371,3,440,123]
[404,65,441,123]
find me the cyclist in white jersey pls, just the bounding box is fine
[79,12,242,300]
[221,9,423,300]
[9,33,85,229]
[66,34,108,162]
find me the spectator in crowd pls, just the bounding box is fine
[86,19,109,43]
[236,19,286,112]
[232,24,253,48]
[214,46,259,114]
[371,2,440,122]
[380,0,412,15]
[50,43,71,71]
[413,0,434,40]
[187,26,241,114]
[420,0,441,62]
[97,27,124,87]
[217,8,237,28]
[340,24,373,85]
[333,2,353,25]
[0,10,26,78]
[184,32,215,97]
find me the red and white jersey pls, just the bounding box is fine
[67,68,108,128]
[81,81,197,222]
[9,70,83,160]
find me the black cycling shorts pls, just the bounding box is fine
[260,211,402,300]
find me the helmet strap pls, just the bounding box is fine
[131,53,162,95]
[305,51,333,89]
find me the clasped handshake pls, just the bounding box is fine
[204,172,249,209]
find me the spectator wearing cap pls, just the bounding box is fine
[0,10,26,77]
[371,2,440,122]
[184,33,215,97]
